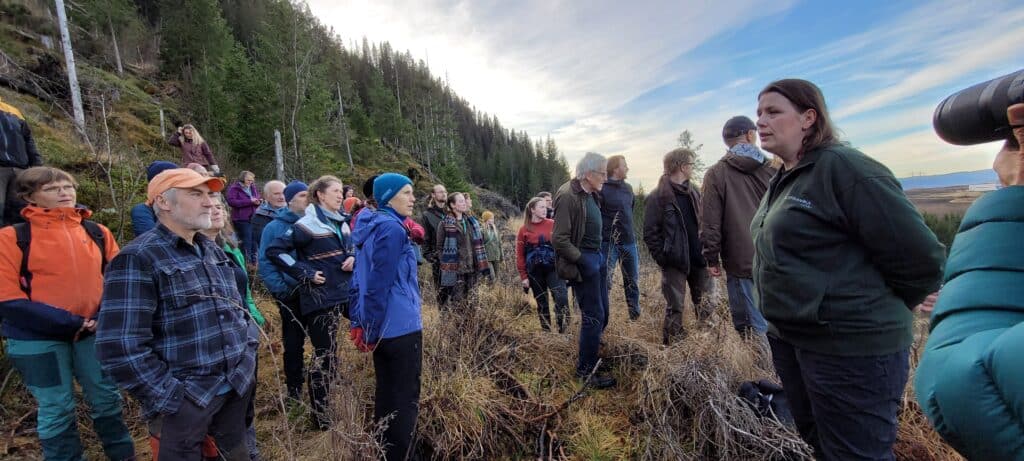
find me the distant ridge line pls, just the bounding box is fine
[899,169,998,190]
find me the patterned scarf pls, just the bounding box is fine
[729,142,766,163]
[439,213,489,287]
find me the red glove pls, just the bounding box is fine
[349,327,374,352]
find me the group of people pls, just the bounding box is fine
[0,77,1021,461]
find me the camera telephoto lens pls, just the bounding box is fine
[933,69,1024,146]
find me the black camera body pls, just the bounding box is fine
[933,69,1024,146]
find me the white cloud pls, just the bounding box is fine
[306,0,1024,189]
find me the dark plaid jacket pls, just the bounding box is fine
[96,224,258,418]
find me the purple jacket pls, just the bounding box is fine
[226,182,261,222]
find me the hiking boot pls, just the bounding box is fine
[578,374,617,390]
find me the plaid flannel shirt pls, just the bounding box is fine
[96,224,257,418]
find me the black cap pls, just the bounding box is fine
[722,116,757,139]
[362,174,379,199]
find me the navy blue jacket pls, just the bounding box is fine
[258,207,301,300]
[599,178,636,244]
[130,203,156,237]
[266,204,354,314]
[349,207,422,343]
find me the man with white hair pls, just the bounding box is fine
[96,168,258,461]
[552,152,615,389]
[251,179,287,251]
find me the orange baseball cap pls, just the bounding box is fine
[146,168,226,205]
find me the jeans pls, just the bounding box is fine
[725,276,768,335]
[233,219,255,262]
[528,265,569,332]
[6,335,134,461]
[770,337,909,461]
[303,306,342,429]
[661,265,710,344]
[601,241,641,318]
[571,250,609,377]
[373,331,423,461]
[276,296,307,399]
[158,390,252,461]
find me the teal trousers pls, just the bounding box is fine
[6,335,135,461]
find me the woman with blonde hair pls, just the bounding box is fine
[168,123,219,173]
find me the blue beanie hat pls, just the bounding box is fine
[373,173,413,206]
[283,180,308,204]
[146,161,178,182]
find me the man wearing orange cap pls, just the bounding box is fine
[96,168,258,461]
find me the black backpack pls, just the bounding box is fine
[13,220,108,298]
[525,234,556,272]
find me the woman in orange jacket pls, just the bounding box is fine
[0,167,134,460]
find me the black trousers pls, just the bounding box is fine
[159,390,251,461]
[528,266,569,332]
[770,337,909,460]
[373,331,423,461]
[303,305,342,429]
[437,273,478,309]
[276,296,306,399]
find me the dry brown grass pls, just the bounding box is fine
[1,252,964,460]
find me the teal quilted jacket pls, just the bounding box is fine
[915,185,1024,460]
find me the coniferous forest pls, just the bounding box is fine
[3,0,569,208]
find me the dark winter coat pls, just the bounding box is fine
[599,178,636,244]
[552,179,602,282]
[700,151,776,277]
[0,105,42,169]
[643,175,702,273]
[265,204,354,315]
[751,144,945,356]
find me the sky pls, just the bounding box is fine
[306,0,1024,189]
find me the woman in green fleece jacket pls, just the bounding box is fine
[750,79,945,460]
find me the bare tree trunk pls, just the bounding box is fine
[337,84,353,168]
[274,129,285,181]
[55,0,85,134]
[108,16,123,76]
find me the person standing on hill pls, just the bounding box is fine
[97,168,257,461]
[168,124,219,174]
[481,210,503,277]
[644,148,711,345]
[257,180,309,402]
[914,103,1024,461]
[701,116,776,338]
[517,197,569,332]
[265,175,353,430]
[0,167,134,461]
[420,184,448,289]
[250,179,286,251]
[751,79,944,460]
[0,96,43,227]
[436,192,491,309]
[348,173,423,461]
[226,171,262,262]
[553,152,616,389]
[599,155,641,320]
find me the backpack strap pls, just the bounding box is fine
[81,220,109,274]
[14,223,32,297]
[13,220,109,298]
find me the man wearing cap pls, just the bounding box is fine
[96,168,258,461]
[130,160,178,237]
[700,116,775,338]
[257,180,309,401]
